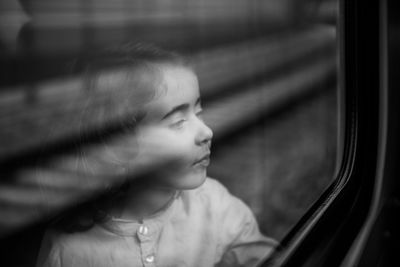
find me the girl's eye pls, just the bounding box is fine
[170,119,187,129]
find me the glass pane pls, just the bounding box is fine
[0,0,339,266]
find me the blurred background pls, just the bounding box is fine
[0,0,338,265]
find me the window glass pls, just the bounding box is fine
[0,0,339,265]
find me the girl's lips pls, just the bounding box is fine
[193,154,210,167]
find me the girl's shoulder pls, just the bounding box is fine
[36,228,83,265]
[41,224,107,251]
[36,226,112,267]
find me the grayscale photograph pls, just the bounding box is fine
[0,0,398,267]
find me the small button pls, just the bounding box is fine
[138,225,149,235]
[145,254,155,263]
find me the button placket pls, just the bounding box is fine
[145,254,155,263]
[142,251,156,267]
[137,224,151,242]
[137,223,157,266]
[138,225,149,236]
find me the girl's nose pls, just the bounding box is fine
[195,118,213,146]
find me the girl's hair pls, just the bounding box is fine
[77,43,188,139]
[52,43,187,232]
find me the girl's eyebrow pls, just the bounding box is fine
[162,103,189,120]
[162,97,201,120]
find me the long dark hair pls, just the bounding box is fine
[51,43,187,232]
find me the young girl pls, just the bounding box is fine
[36,44,277,267]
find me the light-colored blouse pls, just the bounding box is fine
[36,178,277,267]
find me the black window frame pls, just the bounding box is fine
[261,0,388,266]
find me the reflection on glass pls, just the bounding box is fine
[0,0,338,266]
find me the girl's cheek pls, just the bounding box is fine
[136,126,192,165]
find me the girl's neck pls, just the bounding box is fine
[108,182,177,221]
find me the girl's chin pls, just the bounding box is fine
[165,170,207,190]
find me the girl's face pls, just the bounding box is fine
[135,64,213,190]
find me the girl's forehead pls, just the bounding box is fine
[144,65,200,120]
